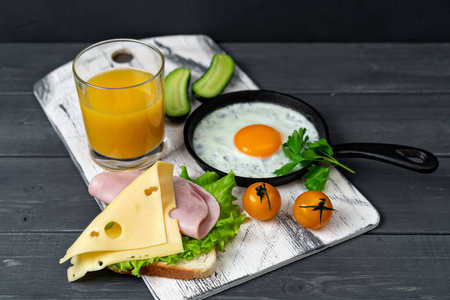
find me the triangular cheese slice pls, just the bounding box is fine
[63,161,184,281]
[60,161,178,264]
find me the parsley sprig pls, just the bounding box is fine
[274,128,354,191]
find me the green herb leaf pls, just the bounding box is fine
[273,161,301,176]
[274,128,309,175]
[282,146,302,162]
[300,148,319,166]
[274,127,354,191]
[307,139,334,156]
[304,164,330,191]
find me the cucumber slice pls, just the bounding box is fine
[164,67,191,122]
[192,54,235,101]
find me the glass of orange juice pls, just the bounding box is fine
[73,39,166,170]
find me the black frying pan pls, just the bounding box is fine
[183,90,439,187]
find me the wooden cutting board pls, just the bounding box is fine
[33,34,379,300]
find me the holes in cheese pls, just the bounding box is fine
[60,161,180,264]
[144,186,158,196]
[104,222,122,239]
[90,230,99,238]
[62,161,184,282]
[104,222,114,230]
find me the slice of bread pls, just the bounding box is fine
[109,249,217,280]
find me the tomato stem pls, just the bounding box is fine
[298,198,335,225]
[255,183,272,210]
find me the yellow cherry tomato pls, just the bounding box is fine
[293,191,334,229]
[242,182,281,220]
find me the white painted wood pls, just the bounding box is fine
[33,35,379,300]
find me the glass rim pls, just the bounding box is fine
[72,38,165,90]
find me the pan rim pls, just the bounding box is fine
[183,89,329,187]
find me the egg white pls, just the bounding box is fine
[192,102,319,178]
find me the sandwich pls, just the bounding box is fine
[60,161,245,281]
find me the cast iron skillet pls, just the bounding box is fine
[184,90,439,187]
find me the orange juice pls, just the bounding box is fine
[76,68,164,160]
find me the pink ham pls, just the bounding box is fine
[170,177,220,240]
[88,170,143,204]
[88,171,220,240]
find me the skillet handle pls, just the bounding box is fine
[333,143,439,173]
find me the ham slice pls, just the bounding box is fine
[170,177,220,240]
[88,171,220,240]
[88,170,143,204]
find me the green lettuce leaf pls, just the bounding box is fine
[109,166,246,276]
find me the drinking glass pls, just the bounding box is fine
[73,39,166,170]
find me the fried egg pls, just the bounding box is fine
[192,102,319,178]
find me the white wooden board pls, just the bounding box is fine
[33,34,380,300]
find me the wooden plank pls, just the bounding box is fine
[0,232,148,299]
[295,93,450,155]
[338,158,450,234]
[221,234,450,299]
[0,43,85,85]
[0,94,68,156]
[1,93,449,156]
[222,43,450,93]
[0,157,99,232]
[0,157,447,235]
[2,43,450,93]
[1,233,448,299]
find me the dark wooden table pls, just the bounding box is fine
[1,42,449,299]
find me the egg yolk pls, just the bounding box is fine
[234,124,282,159]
